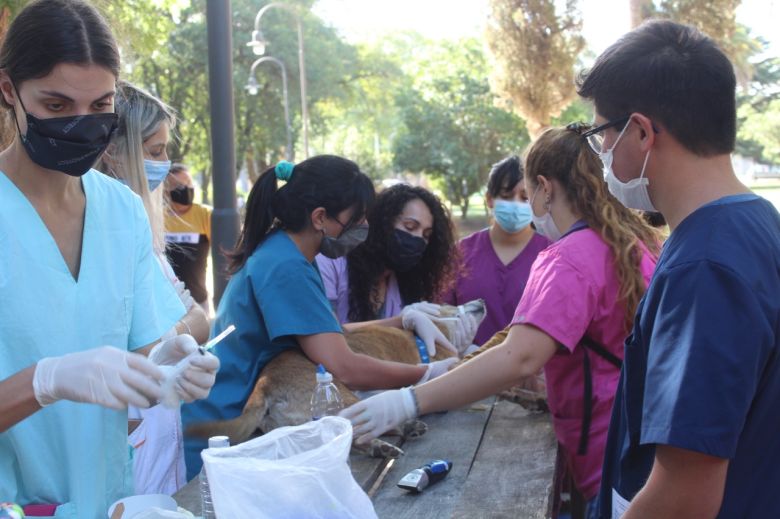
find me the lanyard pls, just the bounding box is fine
[561,219,589,239]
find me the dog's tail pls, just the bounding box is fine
[184,377,271,445]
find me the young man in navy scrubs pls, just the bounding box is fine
[577,20,780,518]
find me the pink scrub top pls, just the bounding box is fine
[442,229,550,344]
[511,226,657,499]
[316,255,403,324]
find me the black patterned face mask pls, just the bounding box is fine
[386,228,427,272]
[13,87,117,177]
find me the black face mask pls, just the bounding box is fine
[387,228,427,272]
[170,185,195,205]
[13,91,117,177]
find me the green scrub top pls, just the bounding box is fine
[0,170,185,518]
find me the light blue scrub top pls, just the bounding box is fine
[181,230,343,479]
[0,170,185,519]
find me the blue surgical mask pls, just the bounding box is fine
[493,200,532,233]
[144,159,171,192]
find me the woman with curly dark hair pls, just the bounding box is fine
[316,183,462,355]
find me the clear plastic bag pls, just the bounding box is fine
[201,416,377,519]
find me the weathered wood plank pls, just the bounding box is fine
[173,477,200,515]
[349,435,405,491]
[451,401,557,519]
[369,398,496,519]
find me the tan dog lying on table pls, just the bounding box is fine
[185,299,487,458]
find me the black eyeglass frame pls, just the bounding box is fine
[581,115,630,139]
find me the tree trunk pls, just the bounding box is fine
[460,198,469,220]
[245,149,259,184]
[0,7,14,151]
[201,166,212,205]
[525,118,546,140]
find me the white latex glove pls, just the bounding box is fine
[401,308,457,356]
[403,301,442,318]
[159,350,220,408]
[150,335,220,406]
[452,311,479,353]
[159,325,178,342]
[175,351,219,402]
[416,357,458,384]
[339,387,417,444]
[173,279,195,311]
[148,334,199,366]
[33,346,164,410]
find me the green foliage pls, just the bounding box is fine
[738,98,780,163]
[312,41,405,180]
[633,2,780,166]
[108,0,361,200]
[653,0,741,59]
[392,39,529,218]
[737,51,780,164]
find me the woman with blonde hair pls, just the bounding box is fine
[100,82,209,343]
[341,123,662,517]
[99,81,210,495]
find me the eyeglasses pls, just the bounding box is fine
[581,115,630,154]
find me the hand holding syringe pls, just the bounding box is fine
[159,325,235,408]
[198,324,236,355]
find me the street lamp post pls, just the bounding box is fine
[246,56,293,162]
[247,2,309,158]
[206,0,239,307]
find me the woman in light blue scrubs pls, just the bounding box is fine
[0,1,217,517]
[182,156,458,478]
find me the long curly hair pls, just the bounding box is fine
[525,125,662,330]
[346,184,459,322]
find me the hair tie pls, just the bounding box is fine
[566,121,591,135]
[274,160,295,181]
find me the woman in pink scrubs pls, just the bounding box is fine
[441,156,550,344]
[341,124,662,515]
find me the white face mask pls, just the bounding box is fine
[530,185,562,241]
[599,121,657,212]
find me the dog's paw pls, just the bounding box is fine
[370,439,405,458]
[499,387,549,413]
[401,419,428,439]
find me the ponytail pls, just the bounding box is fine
[227,155,375,274]
[525,126,661,330]
[228,167,279,273]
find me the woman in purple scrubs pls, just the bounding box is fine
[442,156,549,344]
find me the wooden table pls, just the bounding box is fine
[174,397,558,518]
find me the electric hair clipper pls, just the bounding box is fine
[397,459,452,493]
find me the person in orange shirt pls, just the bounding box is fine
[164,164,212,314]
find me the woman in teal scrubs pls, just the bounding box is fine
[182,156,458,478]
[0,1,217,517]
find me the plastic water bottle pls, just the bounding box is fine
[200,435,229,519]
[311,364,343,420]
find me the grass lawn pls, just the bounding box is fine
[748,179,780,211]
